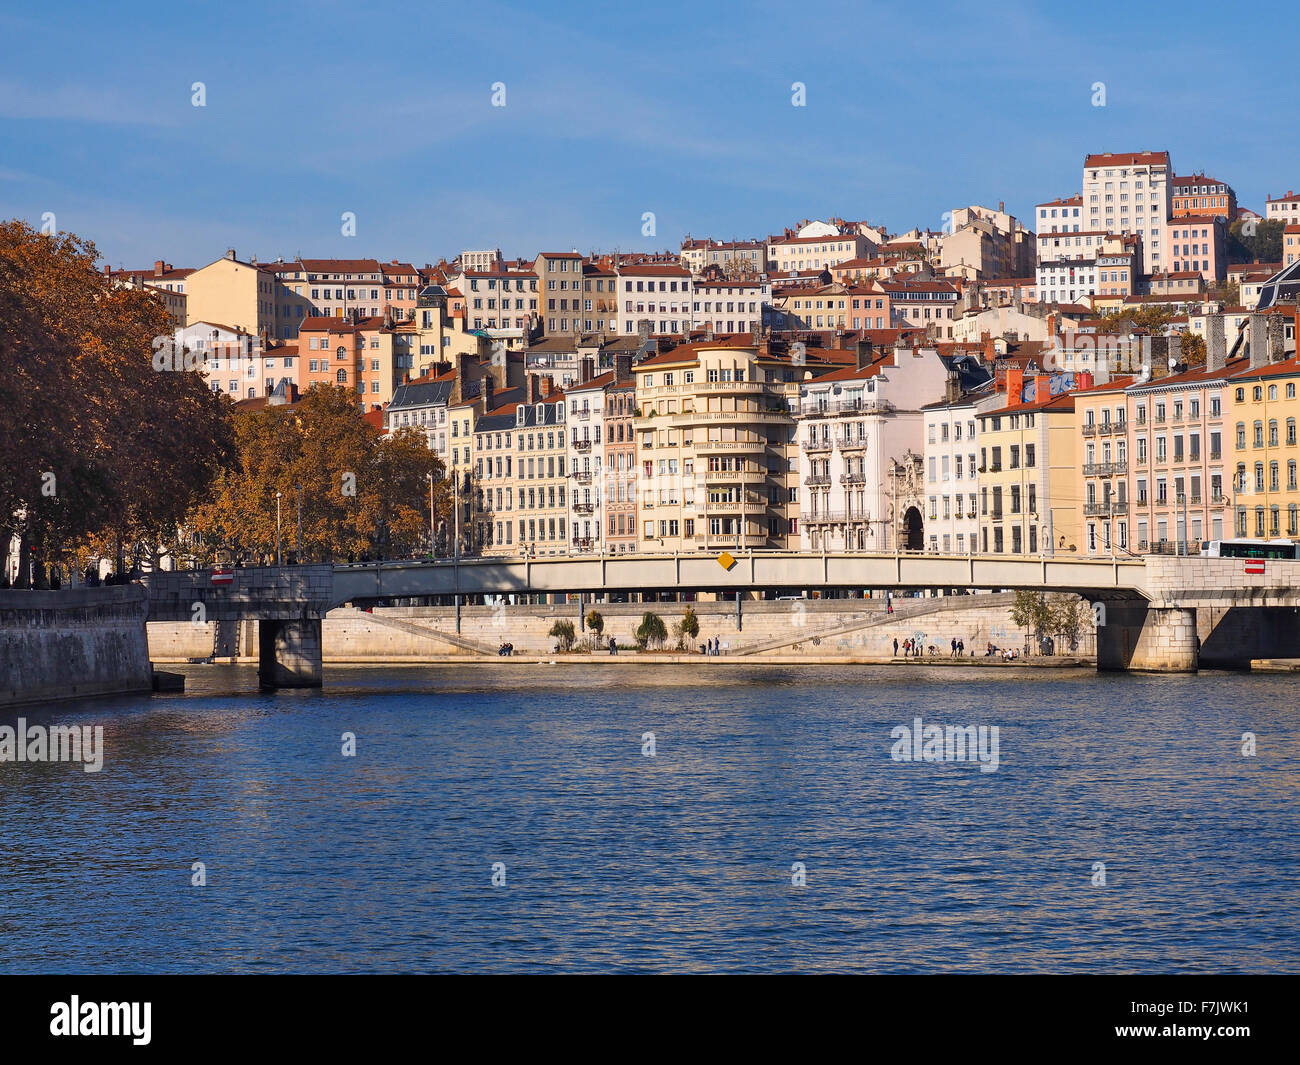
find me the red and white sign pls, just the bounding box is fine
[211,568,235,585]
[1244,561,1265,576]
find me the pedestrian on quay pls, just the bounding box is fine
[893,637,899,657]
[950,637,958,658]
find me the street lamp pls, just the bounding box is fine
[275,491,283,566]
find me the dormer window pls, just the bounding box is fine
[516,408,525,426]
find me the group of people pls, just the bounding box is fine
[497,642,515,656]
[700,636,722,655]
[986,643,1020,660]
[892,636,969,658]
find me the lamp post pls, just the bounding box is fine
[275,491,283,567]
[296,484,303,564]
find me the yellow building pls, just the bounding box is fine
[1226,353,1300,538]
[976,369,1081,554]
[183,250,313,339]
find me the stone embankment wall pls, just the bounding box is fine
[1,586,153,707]
[149,593,1096,660]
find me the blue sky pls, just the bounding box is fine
[2,0,1297,270]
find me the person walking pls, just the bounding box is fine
[893,637,899,658]
[950,637,958,658]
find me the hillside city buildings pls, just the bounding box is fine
[126,144,1300,559]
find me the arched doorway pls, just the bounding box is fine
[903,506,924,551]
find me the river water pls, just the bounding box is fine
[1,664,1297,973]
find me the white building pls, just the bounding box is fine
[919,388,1001,553]
[692,278,770,335]
[617,263,694,335]
[172,321,294,400]
[564,372,611,553]
[1035,230,1109,304]
[1082,151,1172,274]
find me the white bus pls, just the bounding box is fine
[1200,538,1300,560]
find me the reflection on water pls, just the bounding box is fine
[1,664,1297,973]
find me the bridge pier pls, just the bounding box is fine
[258,618,323,689]
[1097,603,1198,672]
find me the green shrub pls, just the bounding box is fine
[635,611,667,650]
[549,619,576,651]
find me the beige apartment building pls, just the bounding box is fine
[183,250,314,340]
[632,339,842,552]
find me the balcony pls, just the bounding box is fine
[572,502,594,514]
[1084,502,1111,516]
[573,439,593,452]
[803,510,870,524]
[1081,424,1098,437]
[1210,493,1227,504]
[799,398,894,417]
[804,437,833,452]
[670,410,788,428]
[571,536,595,551]
[1209,449,1222,460]
[839,472,867,484]
[805,473,831,486]
[836,436,868,451]
[696,439,766,453]
[571,471,594,485]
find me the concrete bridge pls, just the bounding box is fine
[143,552,1300,685]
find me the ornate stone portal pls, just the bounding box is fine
[888,450,926,551]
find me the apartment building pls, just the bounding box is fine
[1265,191,1300,226]
[462,264,539,340]
[633,339,832,552]
[919,385,1002,553]
[1127,362,1233,553]
[1227,316,1300,540]
[1082,151,1172,273]
[939,204,1034,280]
[976,366,1082,555]
[173,321,296,400]
[1035,230,1110,304]
[1167,214,1226,282]
[1096,236,1140,298]
[564,370,610,553]
[580,261,619,335]
[297,316,414,409]
[183,250,315,340]
[535,252,586,336]
[880,278,959,336]
[106,261,192,327]
[767,232,876,275]
[1171,174,1236,220]
[603,365,638,553]
[797,345,990,552]
[1286,225,1300,268]
[1036,195,1083,234]
[1075,378,1135,556]
[617,263,694,336]
[692,278,768,335]
[514,393,569,556]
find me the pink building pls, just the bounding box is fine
[1166,214,1227,282]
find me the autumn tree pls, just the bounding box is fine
[0,219,233,585]
[188,385,447,563]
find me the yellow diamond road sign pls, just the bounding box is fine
[717,551,736,571]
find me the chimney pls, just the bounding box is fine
[480,376,494,416]
[1077,370,1095,391]
[580,356,594,384]
[1267,313,1285,363]
[153,260,166,278]
[944,368,961,403]
[855,339,874,370]
[1249,313,1269,369]
[1206,314,1226,372]
[539,376,553,398]
[1004,364,1025,403]
[225,248,236,261]
[892,340,908,366]
[528,375,541,403]
[613,353,634,384]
